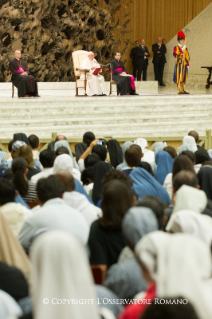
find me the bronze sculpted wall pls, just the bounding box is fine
[0,0,130,82]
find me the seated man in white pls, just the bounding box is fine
[81,51,107,96]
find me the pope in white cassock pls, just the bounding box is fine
[81,52,107,96]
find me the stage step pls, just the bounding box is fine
[0,94,212,139]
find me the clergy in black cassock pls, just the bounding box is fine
[110,52,138,95]
[8,50,39,98]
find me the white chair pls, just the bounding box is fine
[72,50,90,97]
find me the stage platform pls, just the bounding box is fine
[0,82,212,140]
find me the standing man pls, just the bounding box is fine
[139,38,150,81]
[80,51,107,96]
[173,31,190,94]
[8,50,39,98]
[130,40,139,79]
[130,39,150,81]
[152,37,167,86]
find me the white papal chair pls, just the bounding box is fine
[72,50,90,97]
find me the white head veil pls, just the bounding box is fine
[53,154,81,181]
[168,210,212,246]
[182,136,198,152]
[134,138,155,163]
[30,231,100,319]
[135,232,212,319]
[166,185,207,231]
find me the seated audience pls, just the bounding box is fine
[116,141,134,170]
[106,139,123,168]
[188,130,209,154]
[75,131,95,162]
[137,162,154,176]
[194,149,210,173]
[57,170,102,226]
[84,153,101,169]
[197,166,212,200]
[123,144,143,176]
[13,133,29,145]
[2,140,26,176]
[0,179,30,236]
[163,154,195,199]
[104,206,159,300]
[166,184,209,231]
[168,210,212,247]
[0,211,30,280]
[163,146,177,159]
[0,289,22,318]
[53,153,81,181]
[28,134,40,159]
[92,161,112,205]
[141,300,199,319]
[155,150,174,185]
[88,180,134,268]
[31,149,55,184]
[130,167,171,205]
[47,134,67,151]
[134,138,155,163]
[29,231,102,319]
[55,146,69,157]
[12,158,37,203]
[81,167,94,196]
[18,175,89,252]
[54,139,79,170]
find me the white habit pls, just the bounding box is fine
[81,57,107,96]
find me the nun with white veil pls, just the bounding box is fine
[168,209,212,246]
[29,231,115,319]
[134,138,155,164]
[53,154,81,181]
[135,232,212,319]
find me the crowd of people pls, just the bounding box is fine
[0,130,212,319]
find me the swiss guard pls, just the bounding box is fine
[173,31,190,94]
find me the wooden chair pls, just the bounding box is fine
[26,201,39,209]
[91,264,107,284]
[72,50,90,97]
[110,79,119,95]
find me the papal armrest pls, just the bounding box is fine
[76,68,90,72]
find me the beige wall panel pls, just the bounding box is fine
[98,0,212,72]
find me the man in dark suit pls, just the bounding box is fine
[130,40,139,79]
[130,39,150,81]
[152,36,167,86]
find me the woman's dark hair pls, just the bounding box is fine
[195,149,210,164]
[12,157,28,197]
[137,162,154,176]
[84,153,100,169]
[181,150,196,164]
[8,140,14,153]
[101,169,132,188]
[83,131,95,147]
[99,180,133,230]
[81,167,94,185]
[172,154,195,181]
[55,146,69,157]
[164,146,177,159]
[92,145,107,161]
